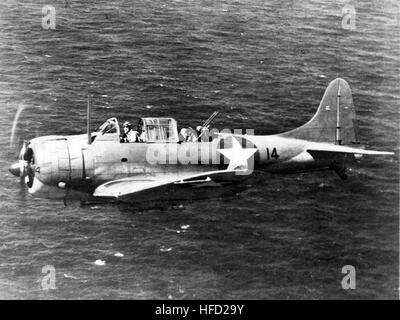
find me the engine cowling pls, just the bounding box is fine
[23,136,93,200]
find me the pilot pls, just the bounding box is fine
[121,121,138,143]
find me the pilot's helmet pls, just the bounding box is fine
[123,121,132,129]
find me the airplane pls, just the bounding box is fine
[8,78,394,205]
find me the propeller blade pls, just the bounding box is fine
[10,104,25,149]
[9,162,22,177]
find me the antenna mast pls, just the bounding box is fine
[335,82,341,145]
[87,94,92,145]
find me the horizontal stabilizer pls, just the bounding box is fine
[307,143,394,156]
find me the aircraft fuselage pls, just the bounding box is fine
[11,79,392,204]
[25,133,337,201]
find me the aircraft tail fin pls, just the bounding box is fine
[280,78,360,145]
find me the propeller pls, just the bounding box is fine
[9,104,36,195]
[9,140,35,191]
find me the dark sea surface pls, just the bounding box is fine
[0,0,398,299]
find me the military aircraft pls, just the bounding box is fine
[9,78,394,205]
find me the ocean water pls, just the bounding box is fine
[0,0,398,299]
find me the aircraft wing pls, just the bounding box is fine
[306,143,394,157]
[93,169,240,200]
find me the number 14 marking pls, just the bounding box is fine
[266,147,279,160]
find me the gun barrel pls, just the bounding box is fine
[202,111,219,128]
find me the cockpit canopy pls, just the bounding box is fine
[93,117,179,143]
[139,118,179,143]
[96,117,119,135]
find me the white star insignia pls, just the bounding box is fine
[217,136,257,172]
